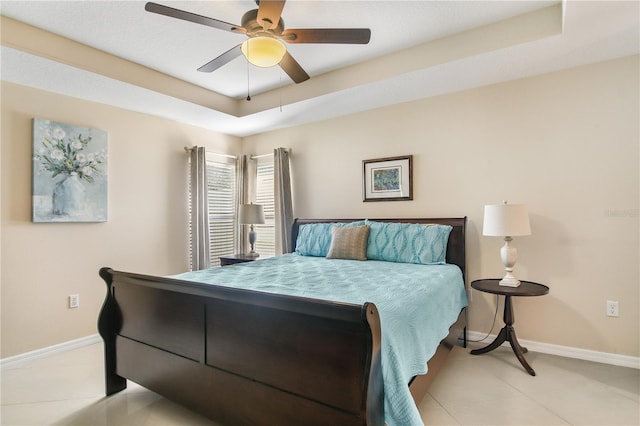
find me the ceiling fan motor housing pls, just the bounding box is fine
[242,9,284,38]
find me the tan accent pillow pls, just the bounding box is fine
[326,225,370,261]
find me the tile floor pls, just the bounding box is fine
[1,342,638,425]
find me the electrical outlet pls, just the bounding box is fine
[606,300,619,317]
[69,294,80,309]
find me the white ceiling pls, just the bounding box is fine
[1,1,638,137]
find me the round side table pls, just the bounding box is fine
[470,279,549,376]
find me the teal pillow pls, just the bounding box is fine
[295,221,366,257]
[366,221,452,264]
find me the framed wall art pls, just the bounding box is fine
[32,118,108,222]
[363,155,413,202]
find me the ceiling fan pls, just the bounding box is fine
[145,1,371,84]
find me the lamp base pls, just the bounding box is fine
[247,226,259,258]
[499,272,521,287]
[499,237,521,287]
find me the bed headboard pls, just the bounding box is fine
[290,217,467,281]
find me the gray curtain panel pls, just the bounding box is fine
[189,146,210,270]
[236,154,248,254]
[274,147,293,254]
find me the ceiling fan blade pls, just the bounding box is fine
[197,45,243,73]
[279,51,310,84]
[257,0,286,30]
[281,28,371,44]
[145,2,244,34]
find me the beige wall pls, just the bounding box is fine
[243,56,640,357]
[0,82,241,357]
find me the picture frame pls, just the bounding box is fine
[363,155,413,202]
[32,118,108,222]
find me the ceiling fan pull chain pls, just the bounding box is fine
[246,52,252,101]
[279,71,283,112]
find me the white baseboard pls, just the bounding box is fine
[0,334,101,369]
[467,330,640,370]
[2,332,638,371]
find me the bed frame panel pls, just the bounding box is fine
[98,217,466,425]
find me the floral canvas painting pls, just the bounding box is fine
[32,118,108,222]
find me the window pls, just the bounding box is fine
[254,156,275,257]
[206,156,238,266]
[189,152,275,267]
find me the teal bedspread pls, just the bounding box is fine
[173,253,467,426]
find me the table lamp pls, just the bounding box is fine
[483,201,531,287]
[239,203,265,257]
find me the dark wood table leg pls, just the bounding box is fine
[470,327,507,355]
[470,295,536,376]
[506,326,536,376]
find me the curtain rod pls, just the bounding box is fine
[250,153,273,159]
[184,147,274,160]
[184,147,237,159]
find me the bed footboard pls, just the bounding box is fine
[98,267,383,426]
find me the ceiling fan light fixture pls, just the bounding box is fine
[241,37,286,67]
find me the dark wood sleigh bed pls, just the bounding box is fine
[97,217,467,425]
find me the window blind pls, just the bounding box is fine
[254,157,275,257]
[206,157,238,266]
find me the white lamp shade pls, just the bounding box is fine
[241,37,286,68]
[239,203,265,225]
[483,203,531,237]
